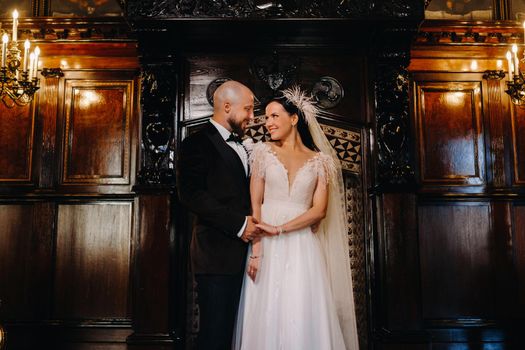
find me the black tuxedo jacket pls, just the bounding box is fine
[177,122,250,274]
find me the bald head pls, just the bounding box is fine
[213,81,253,110]
[212,80,254,135]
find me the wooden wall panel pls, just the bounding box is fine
[0,105,35,183]
[378,193,421,330]
[186,54,366,123]
[415,81,485,186]
[513,204,525,315]
[54,202,132,320]
[511,107,525,185]
[0,203,54,320]
[418,202,512,322]
[62,81,132,185]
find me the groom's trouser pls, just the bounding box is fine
[195,273,244,350]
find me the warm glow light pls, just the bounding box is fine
[497,60,503,69]
[507,51,512,61]
[512,44,518,53]
[446,92,464,107]
[2,34,8,44]
[470,60,478,71]
[12,9,18,19]
[24,39,30,49]
[79,90,102,108]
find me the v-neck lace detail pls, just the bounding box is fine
[265,145,321,195]
[249,142,335,204]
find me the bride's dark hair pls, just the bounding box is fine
[265,96,318,151]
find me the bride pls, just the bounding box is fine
[233,87,359,350]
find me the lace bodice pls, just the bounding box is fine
[250,142,336,208]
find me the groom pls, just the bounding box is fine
[177,80,260,350]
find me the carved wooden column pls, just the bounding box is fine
[369,21,423,345]
[483,70,511,188]
[128,61,180,349]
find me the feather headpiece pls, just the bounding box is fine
[280,86,319,125]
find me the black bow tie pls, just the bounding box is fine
[226,133,243,144]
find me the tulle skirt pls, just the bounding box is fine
[233,199,346,350]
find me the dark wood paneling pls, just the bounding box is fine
[513,204,525,314]
[130,195,171,335]
[0,104,35,183]
[511,106,525,185]
[62,80,132,185]
[186,53,366,123]
[0,203,54,320]
[415,81,485,186]
[418,202,514,321]
[54,202,132,319]
[378,193,421,330]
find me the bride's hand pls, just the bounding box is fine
[255,222,279,236]
[247,255,261,281]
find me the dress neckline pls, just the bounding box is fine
[265,143,321,196]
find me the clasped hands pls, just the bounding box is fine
[240,216,279,243]
[241,217,321,242]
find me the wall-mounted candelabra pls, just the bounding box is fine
[0,10,41,108]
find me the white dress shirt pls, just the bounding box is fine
[210,119,248,238]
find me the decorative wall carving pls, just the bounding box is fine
[250,53,299,93]
[374,61,414,186]
[312,77,344,109]
[125,0,422,18]
[137,63,177,186]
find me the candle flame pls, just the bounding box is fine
[24,39,30,49]
[512,44,518,53]
[35,46,40,55]
[507,51,512,60]
[2,34,8,43]
[13,9,18,19]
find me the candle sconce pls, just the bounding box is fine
[0,10,41,108]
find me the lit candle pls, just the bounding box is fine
[507,51,513,79]
[23,39,30,72]
[1,33,8,68]
[512,44,520,76]
[33,46,40,78]
[12,10,18,42]
[28,52,35,80]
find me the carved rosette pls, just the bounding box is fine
[374,61,414,186]
[137,63,177,186]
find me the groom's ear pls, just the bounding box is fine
[224,102,231,113]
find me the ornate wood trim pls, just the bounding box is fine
[125,0,423,19]
[136,63,177,187]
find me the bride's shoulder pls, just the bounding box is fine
[314,152,338,182]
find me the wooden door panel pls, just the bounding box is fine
[53,202,132,320]
[0,203,54,320]
[418,202,514,323]
[62,80,133,186]
[0,104,35,183]
[414,81,485,186]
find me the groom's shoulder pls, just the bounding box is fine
[182,123,213,146]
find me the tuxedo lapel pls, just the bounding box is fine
[205,123,249,192]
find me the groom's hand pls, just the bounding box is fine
[241,216,260,243]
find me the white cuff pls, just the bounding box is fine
[237,217,248,238]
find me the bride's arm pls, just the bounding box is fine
[256,177,328,235]
[247,174,265,281]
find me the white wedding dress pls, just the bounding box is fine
[233,142,347,350]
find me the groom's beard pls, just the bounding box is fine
[227,116,245,137]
